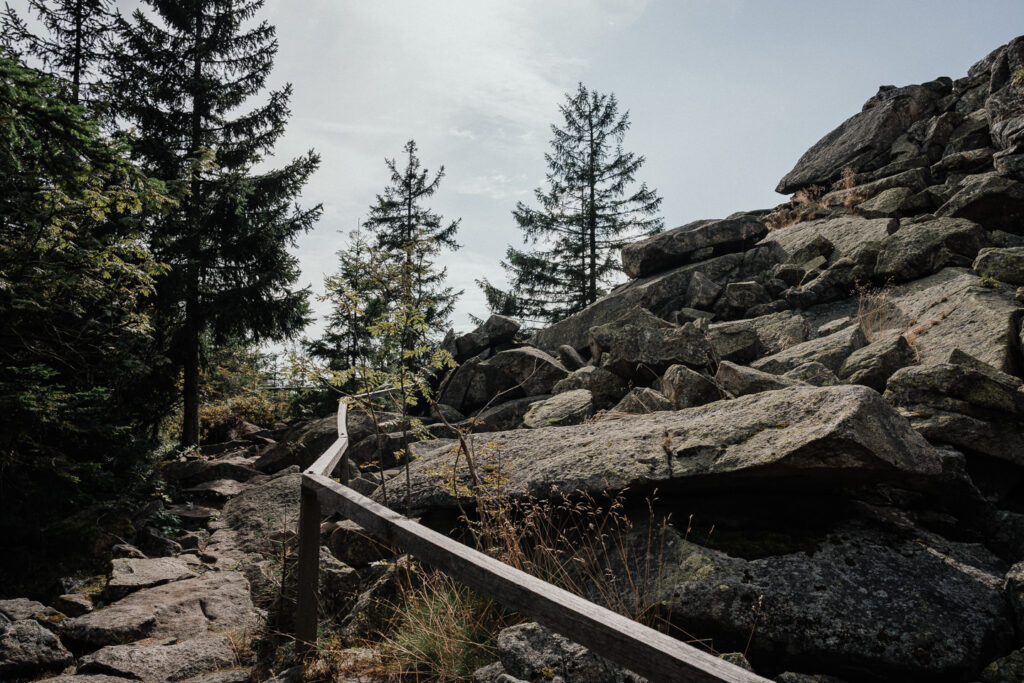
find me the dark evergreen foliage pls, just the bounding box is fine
[362,139,461,359]
[108,0,321,445]
[482,83,663,325]
[1,0,115,105]
[0,53,170,579]
[305,226,387,381]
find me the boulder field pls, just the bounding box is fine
[6,35,1024,683]
[423,36,1024,683]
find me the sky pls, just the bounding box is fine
[11,0,1024,339]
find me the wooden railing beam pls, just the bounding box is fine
[302,473,769,683]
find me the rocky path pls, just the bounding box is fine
[0,434,293,682]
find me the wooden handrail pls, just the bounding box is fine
[294,402,768,683]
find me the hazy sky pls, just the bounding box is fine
[11,0,1024,338]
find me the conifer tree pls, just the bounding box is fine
[306,225,385,378]
[109,0,321,445]
[482,83,663,325]
[1,0,115,105]
[363,140,461,365]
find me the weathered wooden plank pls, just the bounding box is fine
[294,485,323,658]
[303,473,768,683]
[304,401,350,477]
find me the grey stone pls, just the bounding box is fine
[612,387,674,414]
[160,454,260,489]
[706,319,762,363]
[45,676,136,682]
[621,214,767,278]
[715,360,805,397]
[974,246,1024,284]
[589,307,710,381]
[685,270,723,309]
[782,362,840,387]
[555,345,587,371]
[532,252,748,352]
[820,167,929,207]
[874,216,986,282]
[749,311,811,355]
[469,396,550,433]
[1006,562,1024,639]
[445,315,521,362]
[0,598,61,625]
[207,471,300,558]
[440,348,568,413]
[854,186,914,218]
[936,172,1024,233]
[0,619,73,678]
[886,268,1021,372]
[53,593,93,617]
[381,385,945,512]
[496,622,639,683]
[184,478,247,501]
[659,364,720,409]
[837,333,916,391]
[720,281,769,313]
[931,147,995,179]
[760,214,894,264]
[980,648,1024,683]
[326,519,394,568]
[524,390,595,428]
[106,557,196,600]
[78,635,236,682]
[751,324,866,375]
[552,366,627,408]
[111,543,146,559]
[884,357,1024,464]
[61,571,258,648]
[657,522,1011,680]
[777,83,939,194]
[252,414,338,474]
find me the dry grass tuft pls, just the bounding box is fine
[855,284,907,342]
[765,185,827,231]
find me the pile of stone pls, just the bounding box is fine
[372,36,1024,682]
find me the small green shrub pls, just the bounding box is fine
[979,275,1000,288]
[1012,66,1024,87]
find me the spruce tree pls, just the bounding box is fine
[109,0,320,445]
[363,139,461,365]
[306,225,386,379]
[1,0,115,105]
[482,83,663,325]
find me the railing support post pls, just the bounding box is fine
[295,483,321,660]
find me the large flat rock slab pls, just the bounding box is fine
[888,268,1022,372]
[106,557,196,599]
[61,571,258,648]
[621,214,767,278]
[379,385,944,512]
[78,634,236,682]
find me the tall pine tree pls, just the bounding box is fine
[110,0,320,445]
[482,83,662,325]
[363,140,460,366]
[1,0,115,105]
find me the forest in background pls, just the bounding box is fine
[0,0,661,595]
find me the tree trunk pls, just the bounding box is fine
[181,5,205,447]
[72,0,83,104]
[181,296,201,446]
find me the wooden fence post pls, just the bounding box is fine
[294,485,321,659]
